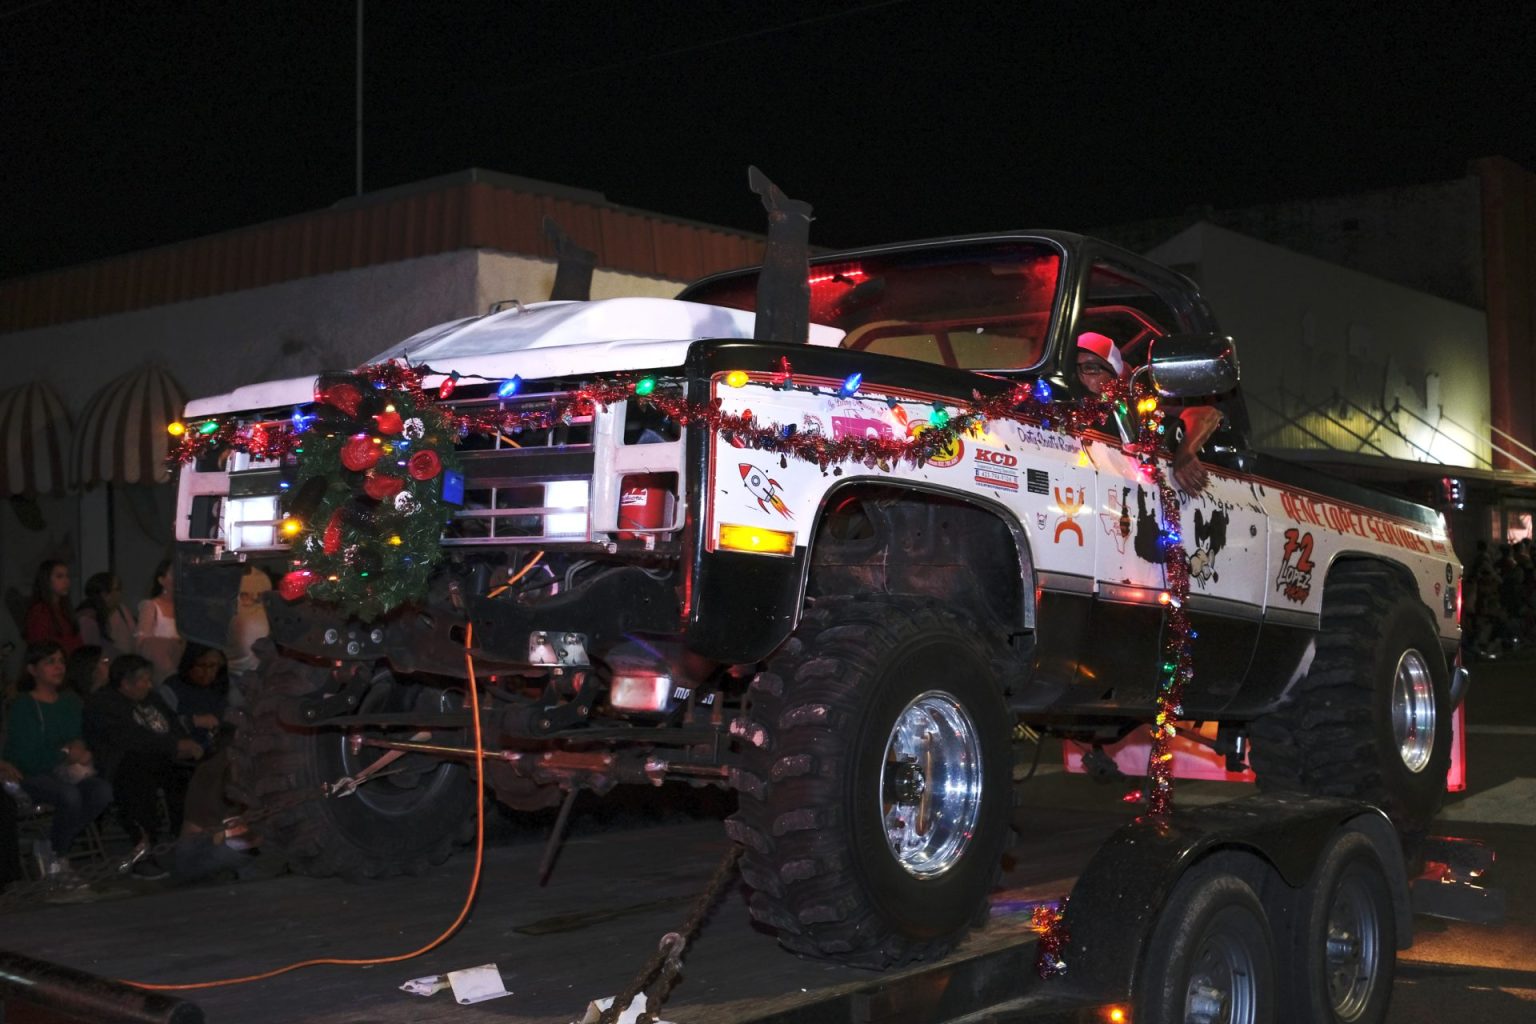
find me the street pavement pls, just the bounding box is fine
[1392,653,1536,1022]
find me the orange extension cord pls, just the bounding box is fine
[129,553,544,992]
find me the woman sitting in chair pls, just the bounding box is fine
[1,641,113,878]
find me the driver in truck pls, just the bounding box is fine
[1074,330,1223,493]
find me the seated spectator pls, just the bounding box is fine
[85,654,202,860]
[76,572,137,658]
[136,560,185,685]
[1,757,24,893]
[24,560,82,654]
[165,643,234,755]
[65,644,111,697]
[1,641,113,878]
[227,566,273,676]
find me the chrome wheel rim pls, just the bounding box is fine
[1183,912,1260,1024]
[1325,871,1382,1020]
[1391,650,1436,774]
[880,690,982,878]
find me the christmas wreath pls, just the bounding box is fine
[277,368,462,621]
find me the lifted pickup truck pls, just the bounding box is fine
[171,182,1466,982]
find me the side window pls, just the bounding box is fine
[1076,260,1190,370]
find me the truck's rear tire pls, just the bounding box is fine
[229,646,476,879]
[1266,830,1396,1024]
[1249,565,1451,835]
[725,596,1013,968]
[1135,856,1277,1024]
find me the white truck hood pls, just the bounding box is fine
[184,297,846,417]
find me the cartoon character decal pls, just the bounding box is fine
[1053,486,1086,545]
[1188,508,1230,588]
[1276,528,1315,603]
[740,463,794,519]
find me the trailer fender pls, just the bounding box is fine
[1047,793,1409,1008]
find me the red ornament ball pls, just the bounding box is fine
[278,569,320,601]
[340,434,381,472]
[407,449,442,481]
[317,381,363,418]
[363,472,405,501]
[322,510,344,555]
[374,409,404,435]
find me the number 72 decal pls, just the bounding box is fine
[1276,528,1315,603]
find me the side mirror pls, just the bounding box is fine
[1146,333,1240,398]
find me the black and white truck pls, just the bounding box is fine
[167,177,1475,1023]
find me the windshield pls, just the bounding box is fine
[679,239,1063,371]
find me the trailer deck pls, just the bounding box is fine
[3,802,1128,1024]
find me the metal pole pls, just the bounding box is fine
[355,0,364,196]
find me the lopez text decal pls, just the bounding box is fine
[1276,528,1315,603]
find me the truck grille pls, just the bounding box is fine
[446,392,595,545]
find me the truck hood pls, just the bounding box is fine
[184,297,847,417]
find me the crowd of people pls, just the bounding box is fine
[1,557,273,899]
[1463,539,1536,661]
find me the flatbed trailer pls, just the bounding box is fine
[0,787,1495,1024]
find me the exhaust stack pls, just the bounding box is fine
[747,166,813,345]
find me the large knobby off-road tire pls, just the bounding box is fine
[1249,564,1451,836]
[725,596,1014,968]
[1135,854,1278,1024]
[229,645,477,879]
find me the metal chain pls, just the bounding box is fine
[597,843,742,1024]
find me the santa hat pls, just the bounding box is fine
[1076,331,1126,377]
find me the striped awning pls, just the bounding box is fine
[0,380,72,497]
[74,363,189,487]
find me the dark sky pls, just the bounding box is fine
[3,0,1531,281]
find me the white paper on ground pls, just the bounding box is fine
[577,993,675,1024]
[399,974,450,997]
[447,964,512,1005]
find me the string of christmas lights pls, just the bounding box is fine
[168,361,1133,471]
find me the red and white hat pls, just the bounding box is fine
[1076,331,1126,377]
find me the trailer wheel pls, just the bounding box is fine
[726,596,1013,968]
[1136,856,1276,1024]
[229,647,475,879]
[1268,831,1396,1024]
[1249,564,1451,834]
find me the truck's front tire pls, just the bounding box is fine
[230,646,476,879]
[726,596,1013,968]
[1249,565,1451,835]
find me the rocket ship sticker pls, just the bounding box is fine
[740,463,794,519]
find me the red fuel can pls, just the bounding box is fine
[618,474,673,540]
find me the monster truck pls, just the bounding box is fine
[171,197,1465,967]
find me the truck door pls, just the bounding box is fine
[1068,257,1266,714]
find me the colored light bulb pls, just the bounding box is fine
[725,370,749,388]
[498,375,523,398]
[635,377,657,396]
[840,372,863,397]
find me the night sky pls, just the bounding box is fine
[3,0,1530,282]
